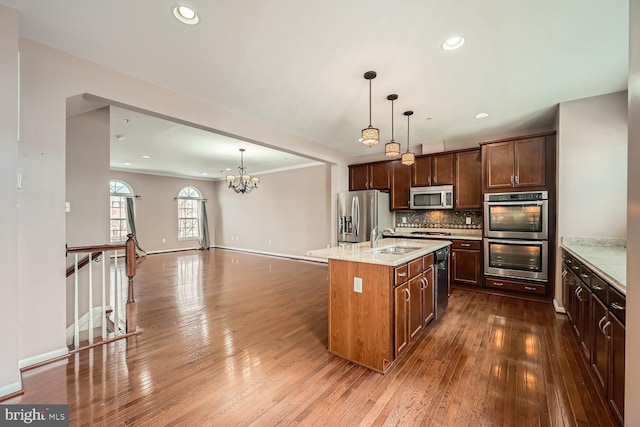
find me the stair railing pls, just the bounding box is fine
[65,234,137,348]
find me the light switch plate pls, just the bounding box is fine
[354,277,363,293]
[465,217,472,225]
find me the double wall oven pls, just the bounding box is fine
[483,191,548,281]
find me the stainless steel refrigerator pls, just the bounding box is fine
[337,190,392,244]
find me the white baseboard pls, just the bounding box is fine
[19,347,69,369]
[553,298,566,314]
[213,245,328,264]
[0,381,22,398]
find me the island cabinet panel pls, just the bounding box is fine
[394,283,410,356]
[421,265,435,325]
[328,260,394,373]
[408,275,424,339]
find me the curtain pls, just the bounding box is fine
[198,200,210,250]
[125,197,146,256]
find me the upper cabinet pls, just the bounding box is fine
[349,161,390,191]
[454,149,481,210]
[412,153,454,187]
[390,160,411,210]
[482,135,552,192]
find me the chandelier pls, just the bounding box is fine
[226,148,260,193]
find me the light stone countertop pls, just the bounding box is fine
[387,227,483,241]
[561,237,626,295]
[305,238,451,267]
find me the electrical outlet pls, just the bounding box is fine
[162,238,166,243]
[402,217,407,224]
[465,217,472,225]
[268,239,272,245]
[354,277,363,293]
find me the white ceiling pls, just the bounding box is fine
[2,0,629,178]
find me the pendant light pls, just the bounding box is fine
[361,71,380,147]
[384,94,401,157]
[401,111,416,166]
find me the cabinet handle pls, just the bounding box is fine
[433,175,437,184]
[611,302,625,311]
[576,287,583,299]
[460,243,470,247]
[573,265,580,271]
[493,282,504,287]
[515,175,519,185]
[580,273,589,279]
[562,270,568,277]
[574,286,580,296]
[602,321,611,339]
[510,175,514,186]
[428,176,431,185]
[452,252,456,259]
[405,288,411,301]
[598,315,607,332]
[524,286,537,292]
[398,272,407,277]
[592,284,604,291]
[566,259,572,265]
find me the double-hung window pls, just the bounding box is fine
[177,186,201,240]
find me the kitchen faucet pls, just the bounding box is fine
[370,226,395,248]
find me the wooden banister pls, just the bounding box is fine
[66,251,102,278]
[125,234,137,333]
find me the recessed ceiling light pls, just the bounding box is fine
[425,117,433,121]
[475,112,489,119]
[141,155,151,159]
[115,134,125,141]
[173,5,199,25]
[123,119,130,124]
[225,168,231,171]
[123,162,131,166]
[442,36,465,51]
[201,172,208,176]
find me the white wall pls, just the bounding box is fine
[555,91,628,308]
[215,164,332,257]
[4,30,348,385]
[66,107,110,246]
[626,1,639,423]
[109,170,217,253]
[0,5,21,397]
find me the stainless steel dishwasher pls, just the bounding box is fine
[434,247,449,320]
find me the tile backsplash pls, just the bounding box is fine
[395,210,482,229]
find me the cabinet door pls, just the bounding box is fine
[609,315,625,424]
[349,164,369,190]
[591,297,608,391]
[514,137,545,188]
[422,266,435,326]
[390,160,411,210]
[451,248,481,286]
[484,141,515,190]
[454,150,481,210]
[579,285,592,358]
[432,153,454,185]
[368,162,390,190]
[394,283,410,356]
[409,275,423,339]
[412,155,432,187]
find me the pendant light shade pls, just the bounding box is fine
[361,71,380,147]
[401,111,415,166]
[384,94,401,157]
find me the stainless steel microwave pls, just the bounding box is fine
[410,185,454,209]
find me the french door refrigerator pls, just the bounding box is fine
[337,190,392,244]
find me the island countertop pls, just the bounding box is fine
[305,238,451,267]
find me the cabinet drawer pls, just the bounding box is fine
[577,264,591,288]
[423,253,434,267]
[486,277,545,295]
[408,257,424,278]
[590,274,608,304]
[452,240,481,250]
[394,265,408,285]
[609,287,626,325]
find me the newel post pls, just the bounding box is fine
[125,234,137,333]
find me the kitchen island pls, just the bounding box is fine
[306,238,451,373]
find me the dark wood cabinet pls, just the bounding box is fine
[409,275,423,339]
[348,161,390,190]
[390,160,411,210]
[454,150,481,210]
[562,249,625,425]
[394,282,409,357]
[412,153,454,187]
[482,136,546,191]
[421,265,435,325]
[451,240,481,286]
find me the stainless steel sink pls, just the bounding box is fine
[371,246,422,255]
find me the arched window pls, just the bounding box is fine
[177,186,202,240]
[109,180,133,243]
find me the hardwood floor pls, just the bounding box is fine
[6,249,617,426]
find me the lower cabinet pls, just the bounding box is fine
[451,240,481,286]
[421,266,435,325]
[562,250,625,425]
[394,282,410,356]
